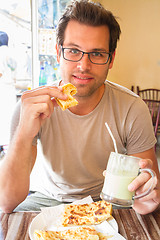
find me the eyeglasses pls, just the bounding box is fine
[61,46,111,65]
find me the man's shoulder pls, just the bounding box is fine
[105,80,139,99]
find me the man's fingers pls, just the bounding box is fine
[134,188,160,204]
[21,86,68,100]
[22,95,54,118]
[139,158,153,169]
[128,170,157,194]
[128,171,153,191]
[37,105,51,120]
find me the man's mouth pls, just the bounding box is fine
[76,76,90,80]
[73,74,93,83]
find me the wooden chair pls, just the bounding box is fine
[131,85,134,92]
[137,86,160,101]
[143,100,160,135]
[136,87,160,149]
[142,99,160,150]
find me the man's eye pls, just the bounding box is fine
[92,52,103,57]
[69,49,80,54]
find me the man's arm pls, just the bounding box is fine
[131,147,159,176]
[0,136,37,213]
[0,85,68,213]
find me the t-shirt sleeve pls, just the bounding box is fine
[124,97,157,154]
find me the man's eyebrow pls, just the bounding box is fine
[92,48,108,52]
[63,44,108,52]
[63,43,80,48]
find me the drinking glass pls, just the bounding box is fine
[100,152,155,207]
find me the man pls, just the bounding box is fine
[0,0,159,214]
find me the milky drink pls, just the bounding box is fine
[102,171,136,200]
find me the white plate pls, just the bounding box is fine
[29,212,119,240]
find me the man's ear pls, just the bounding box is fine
[56,44,60,63]
[109,51,116,69]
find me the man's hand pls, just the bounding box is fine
[128,158,160,214]
[103,151,160,215]
[19,86,68,140]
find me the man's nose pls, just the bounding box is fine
[77,53,91,71]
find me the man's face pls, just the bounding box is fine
[57,20,115,98]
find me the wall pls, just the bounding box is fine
[94,0,160,91]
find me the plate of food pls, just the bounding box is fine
[29,197,126,240]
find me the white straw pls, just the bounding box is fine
[105,122,118,153]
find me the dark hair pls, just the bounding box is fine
[56,0,121,53]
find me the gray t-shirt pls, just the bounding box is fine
[11,81,156,202]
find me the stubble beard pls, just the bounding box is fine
[74,69,109,99]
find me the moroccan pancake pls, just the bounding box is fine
[55,83,78,111]
[62,200,112,227]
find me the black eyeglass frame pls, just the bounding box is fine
[61,46,112,65]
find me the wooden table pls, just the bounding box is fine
[0,209,160,240]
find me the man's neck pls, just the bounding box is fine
[69,84,105,115]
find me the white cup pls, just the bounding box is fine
[100,152,156,207]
